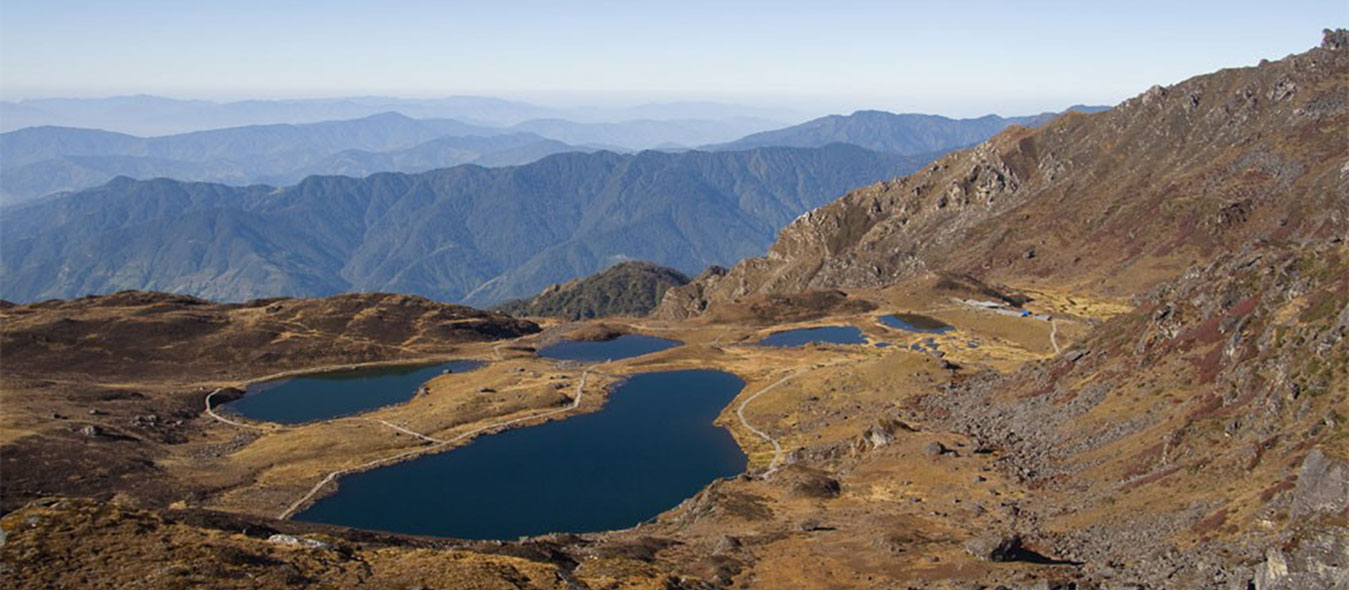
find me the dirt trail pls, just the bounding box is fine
[735,371,805,478]
[205,390,442,442]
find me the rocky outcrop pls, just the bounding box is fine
[1291,449,1349,518]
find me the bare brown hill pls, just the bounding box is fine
[2,290,538,383]
[657,34,1348,318]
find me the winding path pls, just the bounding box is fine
[1049,319,1061,355]
[204,389,279,431]
[205,390,444,442]
[275,370,590,520]
[734,371,804,478]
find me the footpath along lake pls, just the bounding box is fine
[225,360,484,424]
[296,369,748,539]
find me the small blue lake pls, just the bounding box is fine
[296,369,748,539]
[757,325,867,347]
[226,360,483,424]
[878,313,955,334]
[537,333,681,362]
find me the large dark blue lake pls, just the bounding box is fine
[296,369,747,539]
[757,325,867,347]
[878,313,955,334]
[227,360,483,424]
[537,333,681,362]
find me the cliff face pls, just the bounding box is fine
[657,35,1349,318]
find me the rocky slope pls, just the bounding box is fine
[658,34,1348,319]
[917,240,1348,588]
[495,260,690,320]
[643,31,1349,588]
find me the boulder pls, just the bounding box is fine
[963,534,1024,562]
[1291,449,1349,518]
[267,534,330,550]
[713,535,741,554]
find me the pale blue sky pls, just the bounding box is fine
[1,0,1343,116]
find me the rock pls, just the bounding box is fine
[1254,548,1290,590]
[1291,448,1348,518]
[924,441,948,457]
[972,475,988,482]
[1324,28,1348,50]
[963,535,1024,562]
[476,387,496,394]
[864,425,895,448]
[80,425,103,437]
[1024,248,1037,259]
[859,418,915,450]
[267,534,330,550]
[713,535,741,554]
[1250,527,1349,590]
[1064,348,1090,362]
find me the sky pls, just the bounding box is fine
[1,0,1344,117]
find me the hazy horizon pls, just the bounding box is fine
[2,0,1342,119]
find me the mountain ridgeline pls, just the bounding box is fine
[1,144,923,305]
[658,44,1347,318]
[1,105,1104,206]
[703,107,1108,155]
[494,261,690,320]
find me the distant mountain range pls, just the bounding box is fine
[1,144,925,305]
[1,112,810,204]
[0,94,807,135]
[0,113,592,205]
[1,105,1106,205]
[704,106,1109,155]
